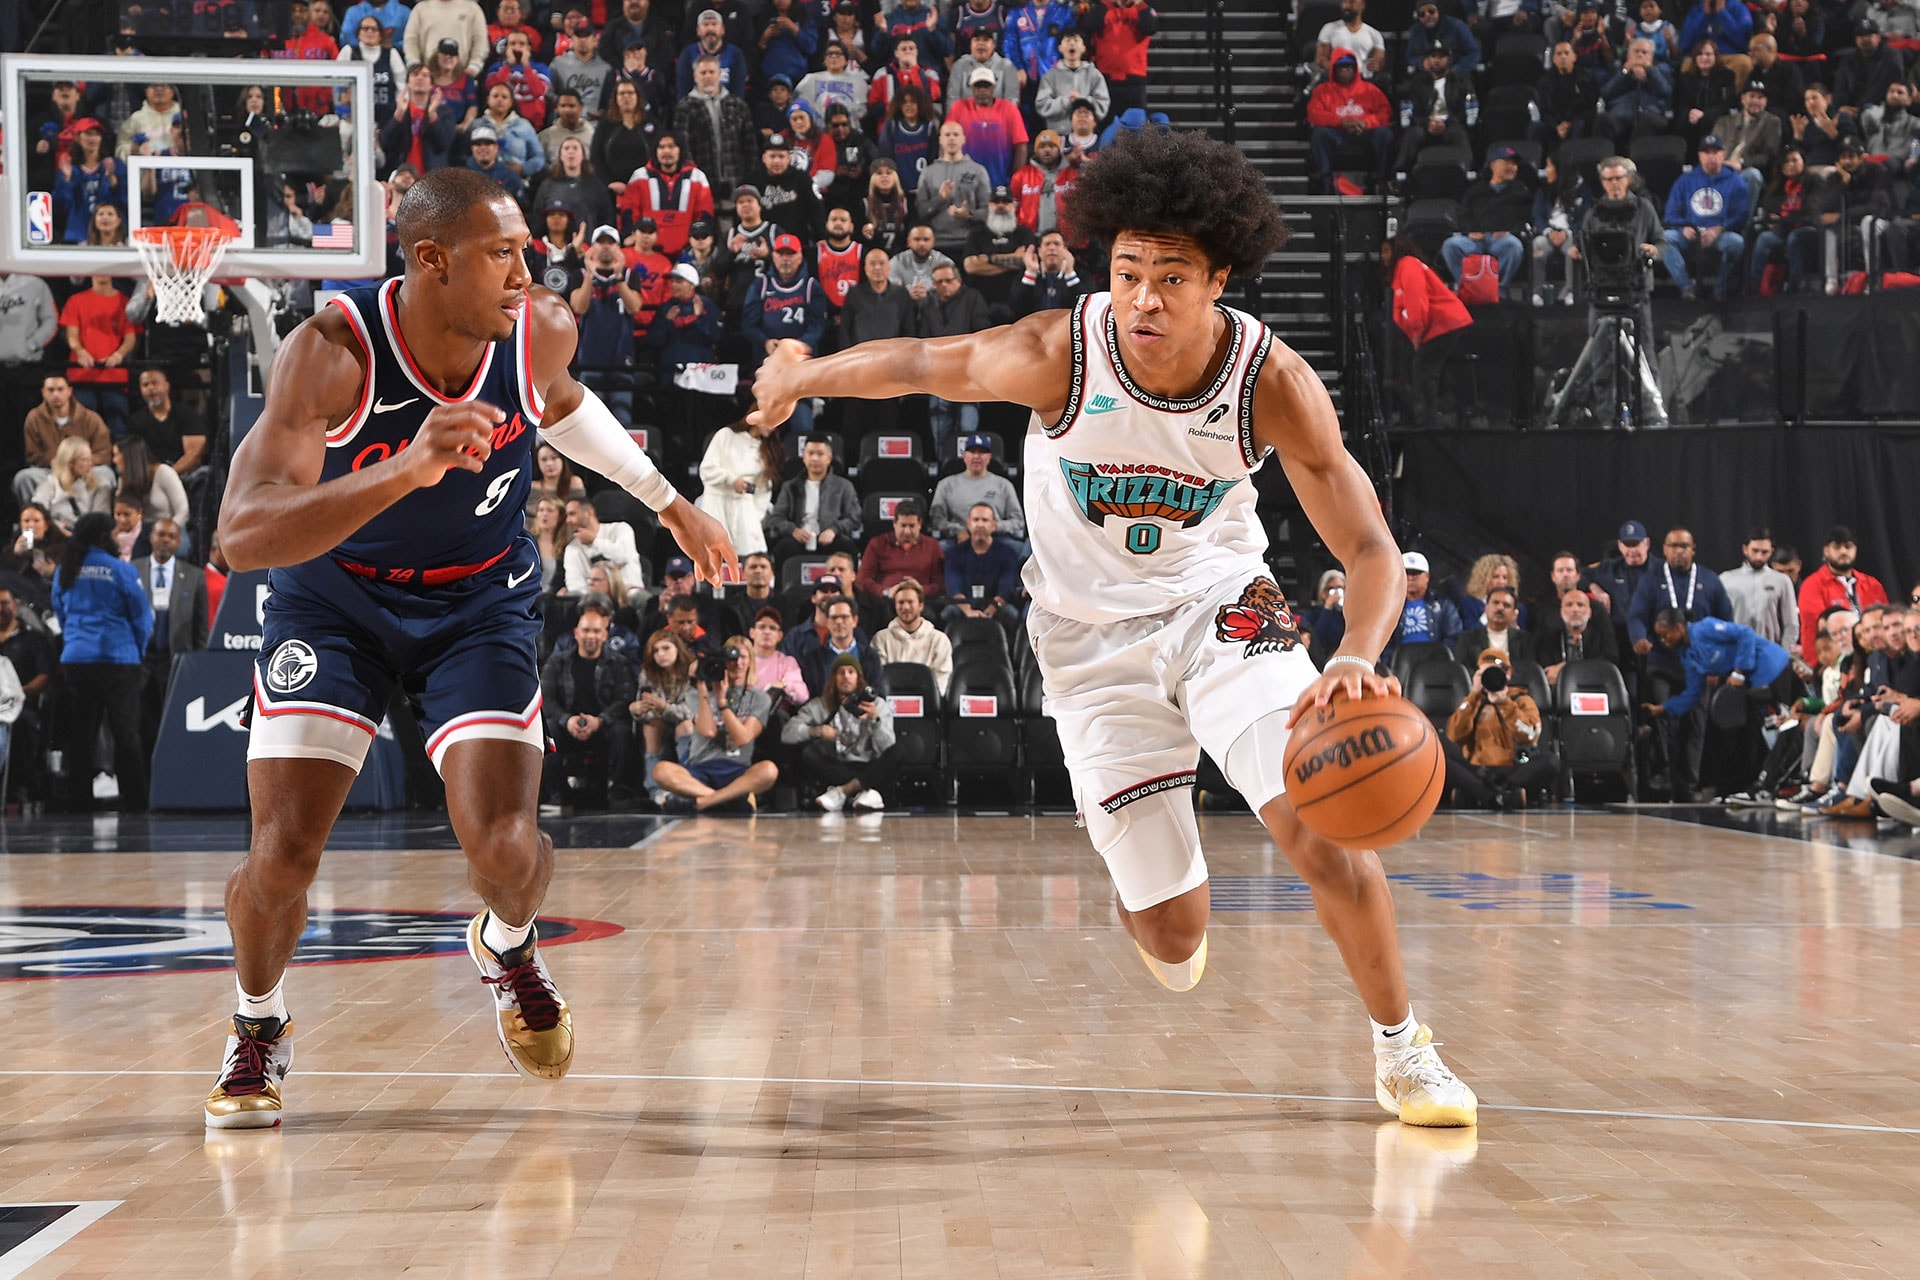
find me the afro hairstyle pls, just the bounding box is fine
[1061,128,1288,277]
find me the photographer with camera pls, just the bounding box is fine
[649,635,780,812]
[1443,650,1558,809]
[782,652,905,812]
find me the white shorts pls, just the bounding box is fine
[1030,571,1320,907]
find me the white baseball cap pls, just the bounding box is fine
[670,262,700,285]
[1403,552,1430,573]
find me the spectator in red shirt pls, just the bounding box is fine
[280,0,343,113]
[59,276,138,436]
[1081,0,1158,115]
[486,31,553,129]
[945,66,1030,187]
[617,132,715,257]
[1797,526,1890,664]
[486,0,544,60]
[1384,236,1472,429]
[867,36,943,131]
[1307,50,1393,192]
[856,500,945,603]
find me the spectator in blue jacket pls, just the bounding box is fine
[755,0,818,91]
[1645,610,1792,720]
[1405,0,1481,76]
[1677,0,1753,62]
[51,512,152,811]
[1389,552,1465,658]
[1601,37,1673,144]
[676,9,751,98]
[1661,134,1750,300]
[943,504,1026,640]
[1006,2,1074,83]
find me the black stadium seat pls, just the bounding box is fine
[1404,657,1470,734]
[1554,659,1635,800]
[946,660,1021,801]
[883,662,946,800]
[1629,134,1688,204]
[1390,640,1452,690]
[779,554,832,593]
[854,456,930,500]
[861,491,923,531]
[1019,665,1070,803]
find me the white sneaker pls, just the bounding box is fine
[1777,786,1818,811]
[852,789,884,811]
[204,1015,294,1129]
[1376,1025,1478,1127]
[816,788,846,812]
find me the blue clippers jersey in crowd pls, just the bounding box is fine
[322,278,542,575]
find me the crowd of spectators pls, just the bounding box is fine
[1306,0,1920,303]
[1371,522,1920,827]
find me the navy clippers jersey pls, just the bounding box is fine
[322,278,543,576]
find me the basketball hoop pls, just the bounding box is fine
[132,225,235,326]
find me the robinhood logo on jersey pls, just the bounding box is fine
[1059,459,1239,528]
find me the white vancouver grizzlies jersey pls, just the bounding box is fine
[1023,292,1276,624]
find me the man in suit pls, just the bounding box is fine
[135,518,208,759]
[1454,585,1537,668]
[764,433,861,563]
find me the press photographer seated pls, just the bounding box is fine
[781,653,905,813]
[649,636,780,813]
[1443,650,1560,809]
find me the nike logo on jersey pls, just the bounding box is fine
[506,563,536,589]
[373,396,420,414]
[1086,394,1122,415]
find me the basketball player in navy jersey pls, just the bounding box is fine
[204,169,736,1128]
[751,130,1477,1126]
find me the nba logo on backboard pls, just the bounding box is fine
[879,497,902,520]
[892,695,924,718]
[26,192,53,246]
[627,428,650,452]
[959,696,997,717]
[878,436,913,458]
[1569,693,1609,715]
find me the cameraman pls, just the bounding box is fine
[650,636,780,812]
[1444,650,1558,809]
[781,652,905,813]
[1576,159,1662,318]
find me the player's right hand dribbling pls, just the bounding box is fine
[400,402,504,487]
[746,339,811,430]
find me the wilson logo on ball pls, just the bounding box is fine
[1291,726,1398,786]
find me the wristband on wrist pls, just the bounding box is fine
[1323,654,1376,675]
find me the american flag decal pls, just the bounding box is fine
[311,222,355,250]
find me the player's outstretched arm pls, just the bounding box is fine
[1253,347,1407,724]
[524,289,740,586]
[218,312,504,572]
[746,309,1074,430]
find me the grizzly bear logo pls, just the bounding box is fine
[1213,577,1302,657]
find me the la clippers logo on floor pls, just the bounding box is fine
[1213,577,1301,657]
[0,907,622,979]
[265,640,318,693]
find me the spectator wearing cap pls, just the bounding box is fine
[1035,30,1109,134]
[820,104,877,215]
[867,35,945,130]
[570,225,643,419]
[780,569,853,649]
[930,434,1028,549]
[1307,50,1393,194]
[532,137,616,231]
[1011,230,1087,316]
[1677,0,1753,72]
[463,124,527,200]
[1441,146,1535,293]
[539,88,597,162]
[676,54,758,196]
[946,65,1031,188]
[757,0,819,90]
[873,577,954,696]
[917,122,993,261]
[642,263,726,428]
[620,218,675,322]
[676,7,750,98]
[1405,0,1480,76]
[1008,129,1080,236]
[766,433,862,563]
[743,233,827,406]
[715,185,785,315]
[1080,0,1158,115]
[918,266,993,453]
[941,504,1027,640]
[1601,37,1674,146]
[753,132,827,240]
[1713,79,1784,210]
[602,0,671,76]
[682,216,722,276]
[857,499,945,602]
[756,74,798,141]
[1584,520,1652,647]
[1395,45,1474,174]
[1830,137,1897,279]
[783,649,902,813]
[617,133,712,258]
[798,42,872,122]
[549,28,605,114]
[952,27,1023,103]
[603,32,673,123]
[404,0,489,76]
[50,120,122,246]
[1797,526,1889,665]
[963,186,1037,320]
[1390,552,1465,658]
[1661,133,1749,301]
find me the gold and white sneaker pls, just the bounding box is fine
[204,1015,293,1129]
[1375,1025,1478,1127]
[1134,933,1207,992]
[467,914,573,1080]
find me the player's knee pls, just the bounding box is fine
[1130,899,1207,965]
[244,819,328,893]
[466,816,544,888]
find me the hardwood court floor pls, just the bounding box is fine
[3,809,1919,1279]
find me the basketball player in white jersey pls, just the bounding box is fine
[750,130,1476,1126]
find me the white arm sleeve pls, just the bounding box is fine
[539,385,679,512]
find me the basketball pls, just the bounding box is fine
[1282,693,1445,849]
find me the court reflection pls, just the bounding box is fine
[1349,1122,1480,1278]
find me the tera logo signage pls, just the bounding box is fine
[0,907,622,980]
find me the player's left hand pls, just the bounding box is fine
[1285,660,1400,729]
[659,496,740,587]
[746,338,812,430]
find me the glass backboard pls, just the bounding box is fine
[1,53,380,280]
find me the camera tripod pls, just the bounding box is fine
[1546,298,1669,430]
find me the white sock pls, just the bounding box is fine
[236,976,287,1024]
[482,910,536,957]
[1372,1007,1417,1048]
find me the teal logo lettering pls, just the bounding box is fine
[1059,458,1239,529]
[1086,393,1122,415]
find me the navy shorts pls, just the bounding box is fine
[248,537,546,774]
[685,757,750,789]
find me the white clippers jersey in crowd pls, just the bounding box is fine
[1022,292,1277,624]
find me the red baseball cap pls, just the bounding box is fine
[772,233,803,253]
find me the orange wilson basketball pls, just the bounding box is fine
[1282,693,1444,849]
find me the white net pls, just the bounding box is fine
[131,227,233,326]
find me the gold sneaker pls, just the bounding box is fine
[1375,1025,1478,1127]
[1134,932,1207,993]
[467,914,573,1080]
[204,1015,293,1129]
